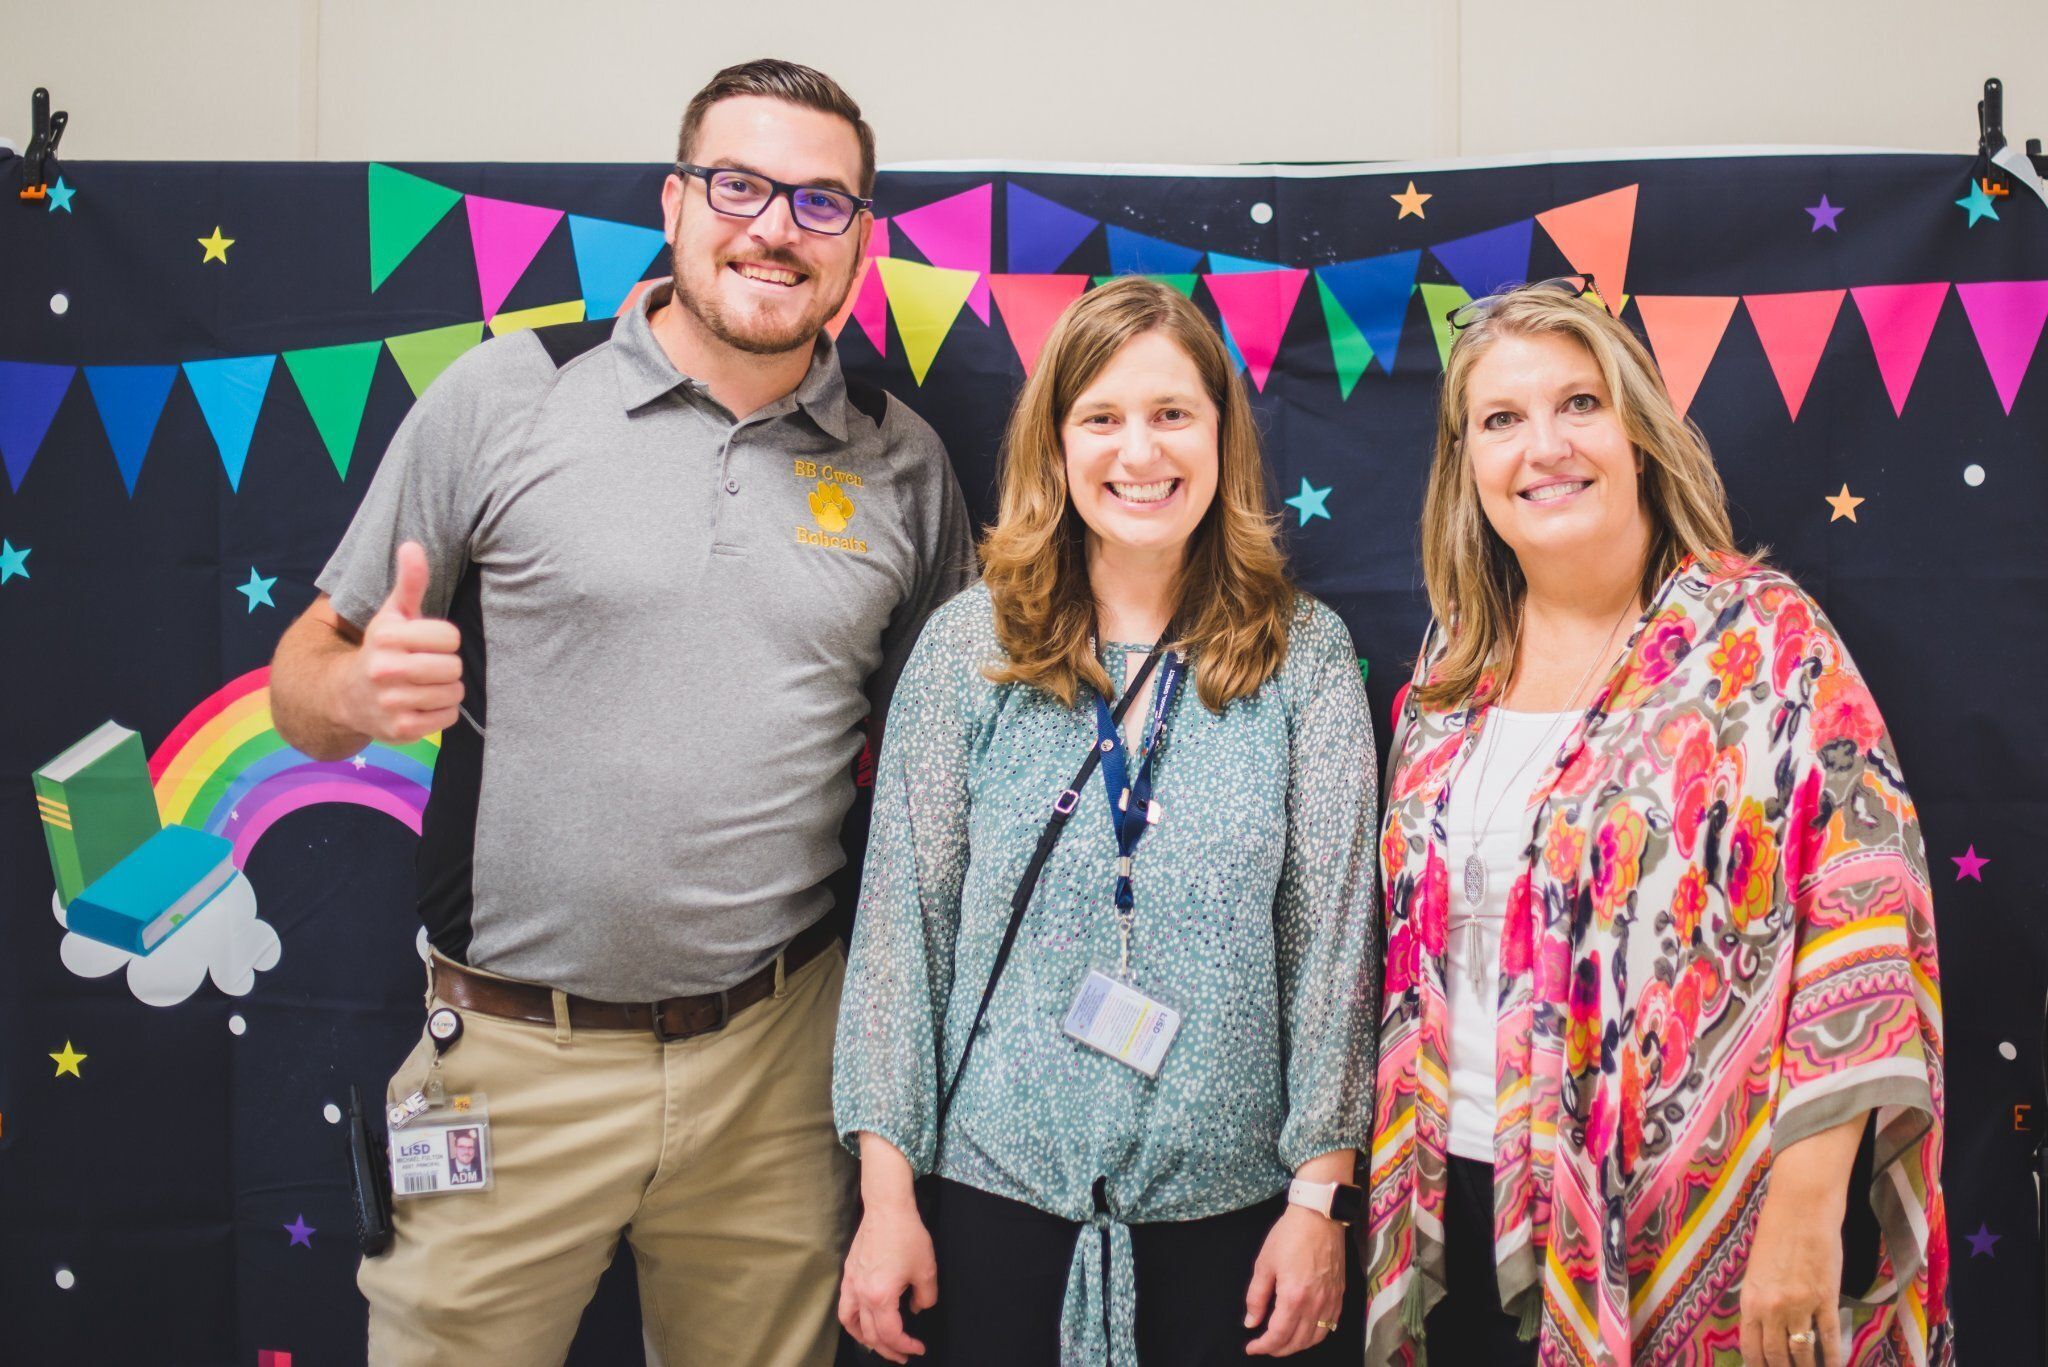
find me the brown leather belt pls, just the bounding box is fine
[431,918,840,1042]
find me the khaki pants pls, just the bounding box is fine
[358,946,855,1366]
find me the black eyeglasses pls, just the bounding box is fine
[1446,275,1601,330]
[673,162,872,236]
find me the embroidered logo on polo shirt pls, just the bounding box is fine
[796,473,868,554]
[808,480,856,532]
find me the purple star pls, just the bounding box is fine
[1952,846,1990,882]
[283,1214,315,1248]
[1966,1222,2000,1257]
[1806,194,1843,232]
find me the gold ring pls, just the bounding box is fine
[1316,1320,1339,1332]
[1788,1330,1816,1348]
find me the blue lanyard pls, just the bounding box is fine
[1092,649,1185,917]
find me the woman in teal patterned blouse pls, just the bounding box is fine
[832,277,1382,1365]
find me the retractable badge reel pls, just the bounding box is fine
[384,1007,495,1198]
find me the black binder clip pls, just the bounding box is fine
[1974,77,2048,202]
[11,87,68,203]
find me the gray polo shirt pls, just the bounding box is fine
[318,284,973,999]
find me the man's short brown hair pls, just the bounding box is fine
[676,59,877,198]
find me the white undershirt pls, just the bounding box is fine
[1440,708,1572,1162]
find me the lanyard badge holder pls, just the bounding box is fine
[384,1006,495,1198]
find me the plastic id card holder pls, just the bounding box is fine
[387,1091,494,1198]
[1062,970,1182,1077]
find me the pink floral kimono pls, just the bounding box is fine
[1363,558,1951,1365]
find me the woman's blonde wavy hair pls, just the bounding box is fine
[979,276,1296,713]
[1416,283,1758,710]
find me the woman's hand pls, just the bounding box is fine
[839,1135,937,1363]
[1243,1205,1346,1356]
[1739,1115,1865,1367]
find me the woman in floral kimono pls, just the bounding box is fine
[1363,280,1950,1367]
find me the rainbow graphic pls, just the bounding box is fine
[149,667,438,867]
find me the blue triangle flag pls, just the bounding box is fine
[183,355,276,491]
[1006,185,1099,274]
[1203,253,1287,374]
[1105,225,1204,277]
[84,365,180,495]
[1430,220,1533,300]
[1318,250,1421,373]
[567,215,668,320]
[0,361,75,492]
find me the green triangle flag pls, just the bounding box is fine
[369,164,464,291]
[1417,283,1473,371]
[1092,273,1199,298]
[283,341,383,478]
[1315,278,1374,399]
[385,322,483,398]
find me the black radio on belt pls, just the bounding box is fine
[346,1083,395,1256]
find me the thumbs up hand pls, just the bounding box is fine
[347,541,464,743]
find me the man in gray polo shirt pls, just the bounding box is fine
[271,60,971,1366]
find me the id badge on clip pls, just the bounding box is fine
[386,1090,494,1198]
[1062,969,1182,1078]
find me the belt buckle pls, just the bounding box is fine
[651,989,729,1042]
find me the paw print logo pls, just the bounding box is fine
[809,480,857,533]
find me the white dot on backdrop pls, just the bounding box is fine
[1249,202,1273,225]
[50,293,69,315]
[228,1014,246,1036]
[2000,1041,2018,1061]
[55,1267,75,1290]
[1964,464,1985,487]
[322,1103,342,1124]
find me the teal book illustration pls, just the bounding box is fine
[34,722,163,908]
[67,826,236,956]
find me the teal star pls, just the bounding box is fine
[47,177,75,213]
[0,539,29,583]
[1283,477,1333,525]
[1956,182,2000,227]
[237,567,277,612]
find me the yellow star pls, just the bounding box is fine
[50,1041,87,1078]
[197,226,236,264]
[1825,484,1865,522]
[1392,181,1432,220]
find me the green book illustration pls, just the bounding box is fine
[34,722,163,908]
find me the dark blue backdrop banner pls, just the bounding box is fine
[2,151,2043,1365]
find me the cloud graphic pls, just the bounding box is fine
[53,874,281,1007]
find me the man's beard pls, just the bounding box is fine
[669,240,856,357]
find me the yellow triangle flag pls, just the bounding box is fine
[490,300,586,337]
[876,258,979,384]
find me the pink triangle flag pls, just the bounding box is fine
[1743,290,1846,420]
[892,186,991,324]
[1851,283,1949,416]
[1535,185,1638,317]
[828,219,892,354]
[1635,296,1738,418]
[1202,270,1308,392]
[466,194,567,321]
[1956,280,2048,414]
[989,274,1090,376]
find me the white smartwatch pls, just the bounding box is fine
[1287,1176,1364,1226]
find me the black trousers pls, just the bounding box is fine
[905,1177,1362,1366]
[1421,1156,1538,1366]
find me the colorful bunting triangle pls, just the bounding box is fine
[465,194,566,321]
[1536,185,1638,316]
[1007,185,1099,275]
[1851,283,1949,416]
[567,215,667,320]
[282,341,383,479]
[1314,278,1374,400]
[183,355,276,491]
[385,322,484,398]
[1104,225,1204,277]
[1956,280,2048,415]
[875,258,979,385]
[1430,220,1533,300]
[368,165,463,292]
[1202,268,1308,392]
[988,274,1090,377]
[615,278,666,317]
[1317,250,1420,373]
[1416,282,1472,370]
[490,300,585,336]
[1092,274,1198,298]
[1743,290,1845,421]
[0,362,76,492]
[1634,296,1739,418]
[83,365,178,495]
[892,185,992,323]
[1207,253,1289,374]
[827,219,890,355]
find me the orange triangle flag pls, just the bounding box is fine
[1536,185,1638,317]
[1743,290,1846,420]
[1634,295,1739,418]
[988,275,1090,377]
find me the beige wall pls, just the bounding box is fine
[5,0,2044,166]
